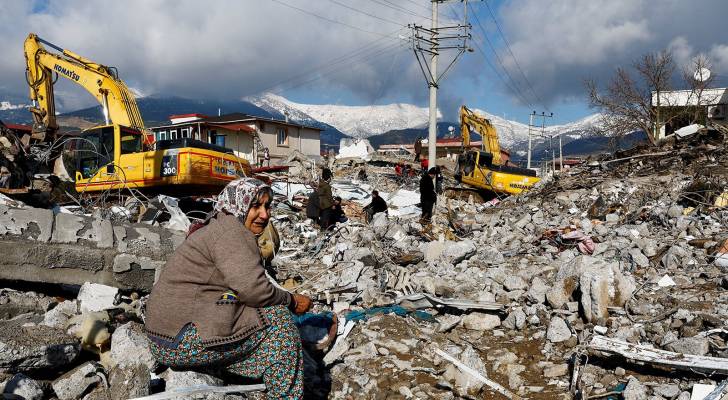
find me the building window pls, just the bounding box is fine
[170,129,178,140]
[181,127,191,138]
[157,131,167,141]
[214,134,226,147]
[260,122,266,131]
[277,127,288,146]
[192,127,200,140]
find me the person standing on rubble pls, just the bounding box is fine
[318,168,334,229]
[144,178,312,400]
[414,137,422,162]
[263,147,270,167]
[420,167,437,223]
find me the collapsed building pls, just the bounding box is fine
[0,124,726,399]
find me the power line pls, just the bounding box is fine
[369,0,432,21]
[482,1,550,113]
[270,0,399,39]
[401,0,431,13]
[272,42,408,93]
[465,4,535,108]
[327,0,405,27]
[445,4,534,108]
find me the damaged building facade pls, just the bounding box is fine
[150,112,323,166]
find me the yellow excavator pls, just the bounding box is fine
[454,106,540,196]
[24,33,251,195]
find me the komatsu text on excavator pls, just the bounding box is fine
[454,106,540,196]
[24,33,251,195]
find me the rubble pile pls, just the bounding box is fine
[0,129,726,399]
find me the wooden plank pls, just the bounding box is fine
[588,336,728,375]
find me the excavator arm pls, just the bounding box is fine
[24,33,144,141]
[460,105,502,165]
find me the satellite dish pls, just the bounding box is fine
[448,126,454,132]
[694,67,711,82]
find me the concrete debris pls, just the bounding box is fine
[77,283,118,313]
[3,373,44,400]
[0,128,726,397]
[51,361,101,400]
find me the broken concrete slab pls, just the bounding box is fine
[109,322,155,370]
[3,373,44,400]
[51,213,85,244]
[0,322,80,373]
[52,362,101,400]
[77,283,118,313]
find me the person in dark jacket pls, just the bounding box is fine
[318,168,334,229]
[145,178,312,399]
[420,167,437,222]
[331,196,347,223]
[364,190,388,222]
[305,188,319,225]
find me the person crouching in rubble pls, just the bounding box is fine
[420,167,437,223]
[332,196,348,224]
[364,190,388,223]
[144,178,312,399]
[318,168,335,229]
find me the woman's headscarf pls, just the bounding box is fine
[214,177,271,223]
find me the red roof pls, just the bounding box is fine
[207,122,255,133]
[169,113,208,120]
[3,123,32,133]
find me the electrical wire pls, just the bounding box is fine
[482,1,550,113]
[270,0,399,39]
[273,42,409,94]
[464,4,536,109]
[327,0,405,27]
[368,0,432,21]
[251,27,408,95]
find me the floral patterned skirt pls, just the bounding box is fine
[149,305,303,399]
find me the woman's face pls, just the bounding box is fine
[244,192,272,235]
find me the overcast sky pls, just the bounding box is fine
[2,0,727,124]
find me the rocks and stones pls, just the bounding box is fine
[77,283,118,313]
[108,364,150,399]
[441,240,476,264]
[40,300,79,329]
[0,322,80,373]
[543,364,568,378]
[52,362,102,400]
[527,277,548,304]
[653,384,680,399]
[462,312,501,331]
[546,317,571,343]
[665,336,710,356]
[109,322,155,369]
[622,377,647,400]
[503,309,526,330]
[3,373,44,400]
[503,275,528,291]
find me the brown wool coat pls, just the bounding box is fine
[144,213,291,348]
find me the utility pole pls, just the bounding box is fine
[411,1,471,169]
[527,111,535,169]
[427,1,438,166]
[527,111,552,171]
[558,134,563,171]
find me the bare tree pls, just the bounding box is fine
[586,50,675,145]
[681,55,717,125]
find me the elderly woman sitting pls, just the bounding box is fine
[144,178,312,399]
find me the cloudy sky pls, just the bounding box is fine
[2,0,728,124]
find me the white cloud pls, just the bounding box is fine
[0,0,431,109]
[497,0,728,104]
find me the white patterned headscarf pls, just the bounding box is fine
[214,178,272,224]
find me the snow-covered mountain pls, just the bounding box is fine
[471,108,602,148]
[0,101,27,111]
[247,93,441,138]
[248,93,602,147]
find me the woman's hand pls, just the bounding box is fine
[290,293,313,315]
